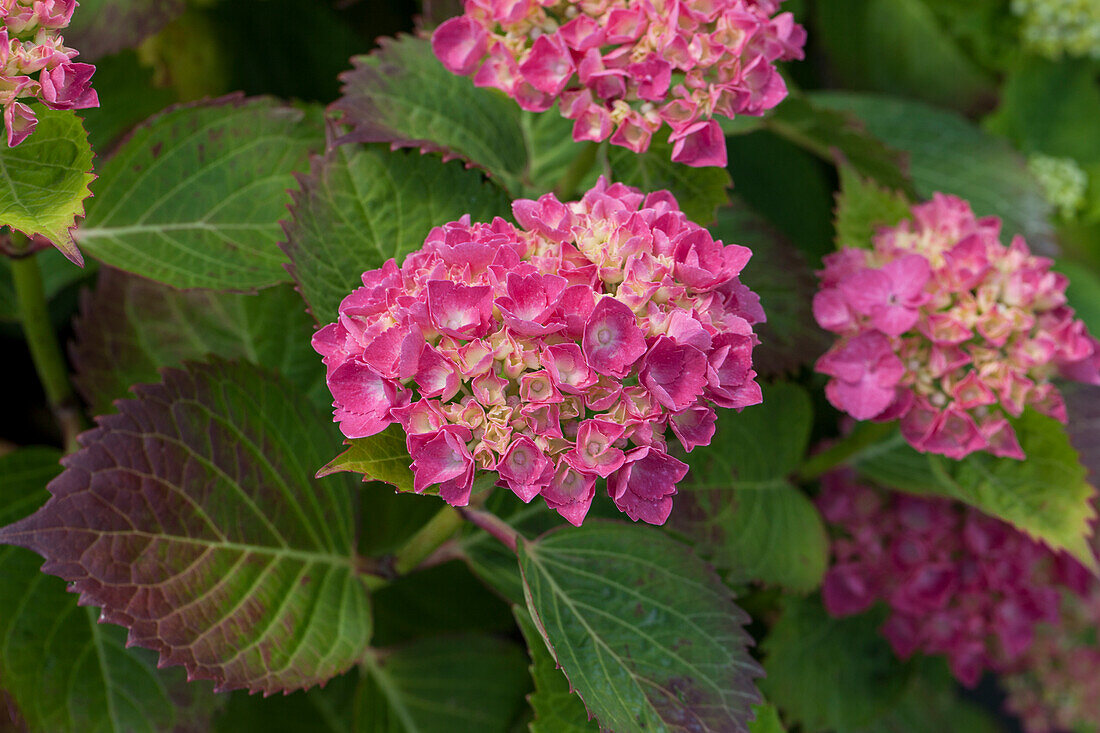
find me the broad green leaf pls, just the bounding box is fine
[215,673,358,733]
[761,596,913,733]
[685,382,813,487]
[0,448,222,733]
[713,199,830,375]
[863,660,1003,733]
[812,92,1055,249]
[0,108,94,265]
[334,35,531,195]
[0,247,96,323]
[763,95,915,196]
[813,0,993,112]
[0,360,372,694]
[520,522,763,732]
[515,607,598,733]
[608,138,732,224]
[281,142,510,325]
[673,383,826,592]
[984,58,1100,164]
[748,704,785,733]
[77,97,324,290]
[317,425,415,493]
[70,268,324,417]
[356,635,530,732]
[856,411,1098,570]
[673,483,828,593]
[521,108,601,197]
[834,164,914,251]
[64,0,185,59]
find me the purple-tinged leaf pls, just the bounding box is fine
[65,0,186,60]
[70,268,324,417]
[0,447,222,732]
[0,360,372,695]
[519,521,763,732]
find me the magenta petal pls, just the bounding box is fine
[608,446,687,525]
[640,336,708,411]
[542,463,596,526]
[327,361,402,438]
[669,119,727,168]
[432,16,489,75]
[582,297,647,378]
[497,436,554,503]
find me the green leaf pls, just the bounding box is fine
[862,660,1003,733]
[70,268,325,417]
[356,635,530,732]
[608,138,732,224]
[761,596,914,733]
[812,92,1056,249]
[316,425,415,493]
[713,200,830,375]
[515,607,598,733]
[281,142,510,325]
[984,57,1100,164]
[763,95,915,196]
[834,164,914,251]
[0,448,222,733]
[215,672,359,733]
[673,383,827,592]
[0,108,94,265]
[813,0,994,112]
[334,35,531,195]
[686,382,813,487]
[748,703,786,733]
[521,108,602,197]
[519,522,763,732]
[856,411,1098,571]
[1057,260,1100,335]
[0,360,372,694]
[76,96,324,290]
[64,0,185,59]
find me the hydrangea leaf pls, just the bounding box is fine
[356,635,531,732]
[0,448,222,733]
[333,35,531,195]
[76,96,324,290]
[214,673,358,733]
[863,660,1002,733]
[608,138,732,224]
[834,164,914,251]
[315,426,415,493]
[813,0,994,113]
[0,108,94,265]
[748,703,785,733]
[713,199,830,375]
[673,383,827,592]
[812,92,1055,250]
[519,522,763,732]
[71,268,324,417]
[281,142,510,325]
[521,108,602,197]
[762,94,915,196]
[1065,383,1100,484]
[515,606,599,733]
[761,596,914,733]
[0,360,372,694]
[64,0,186,60]
[856,411,1098,571]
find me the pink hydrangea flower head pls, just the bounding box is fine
[431,0,805,166]
[0,0,96,146]
[819,468,1077,688]
[315,178,763,525]
[814,193,1100,459]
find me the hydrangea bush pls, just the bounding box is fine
[0,2,1099,732]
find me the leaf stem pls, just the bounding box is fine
[392,505,465,576]
[553,141,600,200]
[796,420,898,483]
[458,507,519,553]
[9,232,86,453]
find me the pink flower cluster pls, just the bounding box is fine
[1004,579,1100,733]
[0,0,97,147]
[431,0,805,167]
[818,469,1078,687]
[813,193,1100,460]
[313,178,763,525]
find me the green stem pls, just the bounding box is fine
[796,420,897,483]
[9,234,85,452]
[392,505,465,576]
[554,141,600,200]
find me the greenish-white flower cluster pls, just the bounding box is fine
[1012,0,1100,59]
[1028,154,1088,220]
